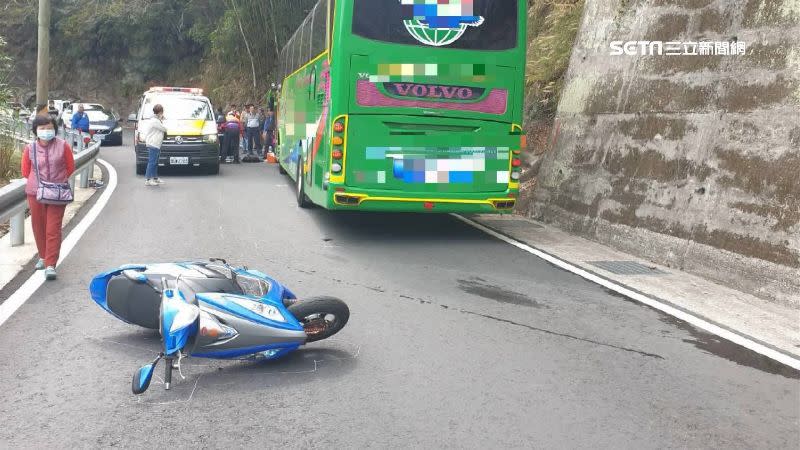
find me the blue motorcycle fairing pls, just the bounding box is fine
[191,342,301,359]
[196,292,304,332]
[89,265,148,323]
[161,290,200,356]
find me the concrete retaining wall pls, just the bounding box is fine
[529,0,799,305]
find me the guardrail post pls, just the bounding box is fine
[10,210,25,247]
[80,165,90,188]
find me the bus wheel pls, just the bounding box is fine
[296,157,310,208]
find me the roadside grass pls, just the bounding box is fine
[0,132,21,186]
[525,0,585,121]
[517,0,585,215]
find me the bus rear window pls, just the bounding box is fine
[351,0,518,51]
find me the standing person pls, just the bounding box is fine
[257,107,266,155]
[242,104,262,158]
[141,104,167,186]
[268,83,277,112]
[257,107,266,132]
[262,109,276,156]
[222,111,241,164]
[216,106,226,155]
[21,116,75,281]
[70,104,90,139]
[238,104,247,156]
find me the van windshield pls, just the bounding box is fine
[141,96,212,121]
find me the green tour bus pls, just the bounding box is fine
[277,0,526,212]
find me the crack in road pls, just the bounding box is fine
[397,294,664,360]
[460,309,665,360]
[302,268,663,360]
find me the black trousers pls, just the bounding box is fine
[223,128,240,161]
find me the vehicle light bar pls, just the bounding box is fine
[147,87,204,95]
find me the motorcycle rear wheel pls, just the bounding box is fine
[288,296,350,343]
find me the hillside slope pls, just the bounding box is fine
[0,0,315,112]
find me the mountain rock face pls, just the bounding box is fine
[529,0,800,304]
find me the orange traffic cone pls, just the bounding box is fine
[266,152,277,164]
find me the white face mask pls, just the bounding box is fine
[38,129,56,142]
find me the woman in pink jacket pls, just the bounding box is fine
[21,115,75,280]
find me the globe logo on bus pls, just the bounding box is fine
[400,0,485,47]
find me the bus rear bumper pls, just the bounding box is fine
[326,188,518,213]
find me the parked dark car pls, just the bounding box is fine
[86,109,123,146]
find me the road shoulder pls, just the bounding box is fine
[462,214,800,362]
[0,164,105,294]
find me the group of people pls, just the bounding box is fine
[217,104,276,164]
[15,98,278,281]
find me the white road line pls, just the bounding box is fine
[453,214,800,371]
[0,159,118,327]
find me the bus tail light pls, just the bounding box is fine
[511,172,520,181]
[512,158,522,168]
[331,115,348,181]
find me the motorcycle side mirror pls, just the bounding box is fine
[131,355,161,395]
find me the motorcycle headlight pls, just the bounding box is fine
[229,297,286,322]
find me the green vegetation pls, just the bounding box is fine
[0,134,21,184]
[0,1,585,115]
[525,0,585,120]
[0,35,19,185]
[0,36,11,105]
[0,0,316,107]
[516,0,585,208]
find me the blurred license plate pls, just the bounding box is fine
[170,157,189,165]
[92,134,105,141]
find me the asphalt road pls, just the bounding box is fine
[0,135,798,449]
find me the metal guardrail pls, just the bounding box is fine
[0,115,101,247]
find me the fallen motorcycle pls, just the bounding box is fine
[89,259,349,394]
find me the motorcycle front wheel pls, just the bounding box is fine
[288,296,350,343]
